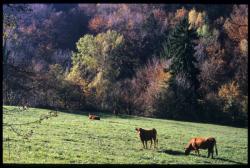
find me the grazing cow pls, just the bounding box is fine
[184,137,218,158]
[135,128,158,149]
[88,113,100,120]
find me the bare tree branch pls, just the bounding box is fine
[3,110,58,127]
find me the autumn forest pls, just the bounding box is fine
[3,4,248,127]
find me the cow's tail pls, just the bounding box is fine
[153,128,158,147]
[214,140,218,156]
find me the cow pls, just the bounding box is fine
[88,113,100,120]
[184,137,218,158]
[135,128,158,149]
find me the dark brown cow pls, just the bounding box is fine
[135,128,158,149]
[88,113,100,120]
[184,137,218,158]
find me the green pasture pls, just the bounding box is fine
[3,106,248,164]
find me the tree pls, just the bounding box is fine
[224,5,248,43]
[3,4,33,105]
[188,9,198,28]
[175,7,188,21]
[162,17,199,90]
[88,15,107,33]
[140,13,165,63]
[218,81,244,125]
[69,30,124,110]
[130,58,171,116]
[160,17,200,120]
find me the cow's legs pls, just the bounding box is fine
[154,138,158,149]
[195,149,200,156]
[192,144,200,156]
[197,149,200,156]
[150,139,153,149]
[145,141,148,149]
[211,149,214,159]
[208,148,214,158]
[141,140,145,149]
[207,149,211,158]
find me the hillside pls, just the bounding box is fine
[3,106,248,164]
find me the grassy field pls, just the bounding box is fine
[3,106,248,164]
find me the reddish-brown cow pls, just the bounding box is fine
[184,137,218,158]
[88,113,100,120]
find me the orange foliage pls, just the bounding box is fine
[131,58,171,114]
[175,7,188,20]
[88,15,107,32]
[224,5,248,43]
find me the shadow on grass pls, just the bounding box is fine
[189,154,245,164]
[214,157,245,164]
[158,149,245,164]
[158,149,185,156]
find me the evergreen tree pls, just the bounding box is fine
[160,17,201,121]
[162,17,200,90]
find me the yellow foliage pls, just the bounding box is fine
[188,9,207,29]
[66,65,89,93]
[188,9,198,27]
[218,81,240,101]
[88,71,103,88]
[195,12,205,27]
[96,30,124,55]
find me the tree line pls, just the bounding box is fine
[3,4,248,127]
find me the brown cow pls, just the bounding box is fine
[135,128,158,149]
[184,137,218,158]
[88,113,100,120]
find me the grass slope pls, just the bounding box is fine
[3,106,248,164]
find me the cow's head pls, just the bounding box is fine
[88,113,92,119]
[184,144,192,155]
[135,128,141,133]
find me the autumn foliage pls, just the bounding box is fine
[3,4,248,127]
